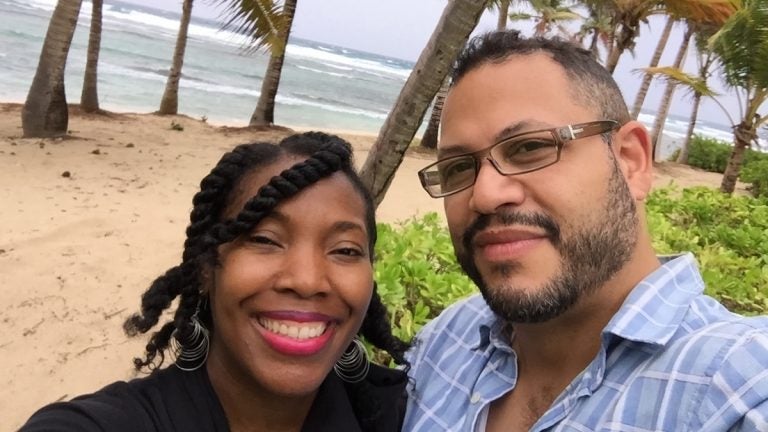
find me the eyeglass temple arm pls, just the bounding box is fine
[558,121,618,141]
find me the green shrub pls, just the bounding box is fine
[646,187,768,315]
[686,135,732,173]
[685,134,768,175]
[374,213,475,346]
[741,159,768,198]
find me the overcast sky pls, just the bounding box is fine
[115,0,752,127]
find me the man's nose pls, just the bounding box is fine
[468,158,526,214]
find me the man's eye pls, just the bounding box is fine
[506,139,553,156]
[441,159,474,177]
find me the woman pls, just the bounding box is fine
[22,132,409,431]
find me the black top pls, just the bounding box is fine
[21,363,407,432]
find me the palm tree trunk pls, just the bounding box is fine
[651,27,692,160]
[588,30,600,59]
[420,76,451,150]
[497,0,510,31]
[22,0,83,138]
[250,0,298,126]
[631,17,674,119]
[605,18,637,74]
[720,121,754,194]
[158,0,193,115]
[80,0,102,113]
[676,90,702,164]
[359,0,486,206]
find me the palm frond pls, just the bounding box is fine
[709,0,768,90]
[638,66,720,96]
[212,0,287,53]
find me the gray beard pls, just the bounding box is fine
[455,165,638,324]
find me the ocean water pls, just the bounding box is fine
[0,0,412,132]
[0,0,760,149]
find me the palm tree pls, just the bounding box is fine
[599,0,735,74]
[577,2,613,59]
[359,0,488,206]
[216,0,293,126]
[649,25,693,154]
[642,66,720,161]
[420,77,450,150]
[420,0,514,150]
[709,0,768,194]
[630,16,674,118]
[158,0,193,115]
[249,0,297,126]
[487,0,512,30]
[508,0,581,37]
[22,0,84,137]
[648,1,736,155]
[676,45,719,163]
[81,0,102,113]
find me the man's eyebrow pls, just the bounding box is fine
[438,119,553,159]
[493,119,554,143]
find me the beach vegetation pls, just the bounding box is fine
[158,0,193,115]
[370,186,768,360]
[741,159,768,197]
[80,0,102,113]
[170,121,185,131]
[21,0,84,138]
[709,0,768,194]
[359,0,487,207]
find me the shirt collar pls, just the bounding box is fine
[603,253,704,346]
[473,253,704,350]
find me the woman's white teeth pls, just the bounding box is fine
[259,318,327,340]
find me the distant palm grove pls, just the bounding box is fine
[21,0,768,202]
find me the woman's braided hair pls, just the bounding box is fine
[123,131,409,373]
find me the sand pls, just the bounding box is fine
[0,103,742,430]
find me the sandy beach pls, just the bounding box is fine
[0,103,740,430]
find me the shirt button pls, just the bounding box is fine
[470,392,481,404]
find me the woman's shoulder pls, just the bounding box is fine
[20,366,227,432]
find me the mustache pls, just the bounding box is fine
[461,211,561,253]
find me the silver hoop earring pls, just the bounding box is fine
[334,338,369,383]
[171,313,209,372]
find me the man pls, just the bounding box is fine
[404,31,768,431]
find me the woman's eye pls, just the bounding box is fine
[247,235,279,246]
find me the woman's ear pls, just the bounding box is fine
[613,120,654,201]
[199,265,213,296]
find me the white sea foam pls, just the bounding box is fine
[100,6,250,48]
[277,94,387,120]
[286,45,410,79]
[295,65,350,79]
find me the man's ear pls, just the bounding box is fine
[613,120,654,201]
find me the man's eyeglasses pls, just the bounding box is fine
[417,120,619,198]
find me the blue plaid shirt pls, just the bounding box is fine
[404,254,768,431]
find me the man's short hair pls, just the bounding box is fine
[451,31,630,125]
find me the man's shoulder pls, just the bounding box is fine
[651,307,768,378]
